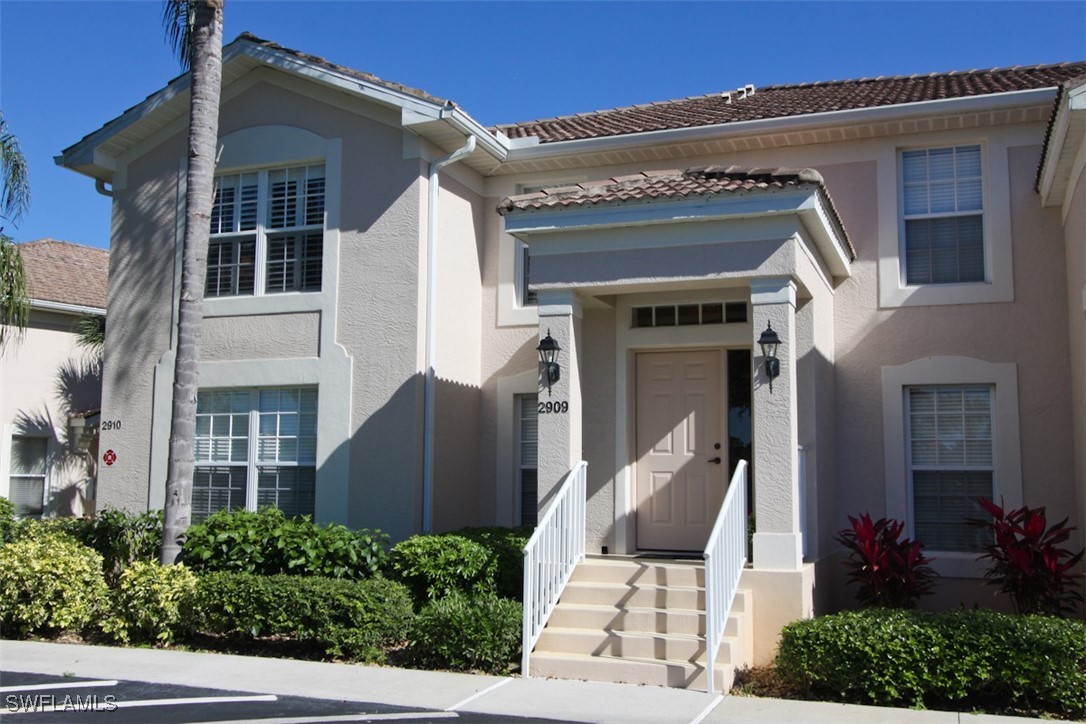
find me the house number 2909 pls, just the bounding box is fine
[538,401,569,414]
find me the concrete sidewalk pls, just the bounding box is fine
[0,641,1049,723]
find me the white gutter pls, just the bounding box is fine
[30,299,106,316]
[422,134,476,533]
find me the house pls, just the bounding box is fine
[56,34,1085,687]
[1,239,108,517]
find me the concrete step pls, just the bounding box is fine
[528,651,734,691]
[537,627,706,661]
[559,581,704,610]
[547,603,705,636]
[571,557,705,588]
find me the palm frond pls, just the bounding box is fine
[0,235,30,350]
[75,312,105,352]
[162,0,197,70]
[0,114,31,225]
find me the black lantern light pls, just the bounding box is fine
[758,321,781,391]
[537,330,561,395]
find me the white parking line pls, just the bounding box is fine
[205,713,459,723]
[111,694,278,709]
[445,677,513,711]
[0,680,118,694]
[0,694,278,716]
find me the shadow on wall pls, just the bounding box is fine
[345,371,484,543]
[12,353,102,516]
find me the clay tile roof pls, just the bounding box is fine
[18,239,110,310]
[496,166,854,260]
[496,62,1086,143]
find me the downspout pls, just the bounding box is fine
[95,179,113,197]
[423,132,476,533]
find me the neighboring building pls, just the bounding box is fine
[0,239,108,517]
[56,34,1085,679]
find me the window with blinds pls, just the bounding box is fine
[517,394,538,527]
[9,436,47,517]
[193,388,317,522]
[207,164,325,297]
[901,145,985,285]
[907,385,993,551]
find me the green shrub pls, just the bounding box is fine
[182,508,388,579]
[100,561,197,645]
[406,593,522,674]
[390,526,530,603]
[776,608,1086,717]
[191,572,413,662]
[0,497,15,545]
[78,508,164,583]
[0,532,108,636]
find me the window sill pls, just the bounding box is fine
[928,551,986,579]
[204,293,324,318]
[879,279,1013,308]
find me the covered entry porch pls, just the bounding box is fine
[500,166,855,670]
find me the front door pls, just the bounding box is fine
[635,349,725,551]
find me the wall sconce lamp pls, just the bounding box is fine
[537,330,562,395]
[758,322,781,392]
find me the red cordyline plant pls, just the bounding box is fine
[836,513,937,608]
[969,498,1085,617]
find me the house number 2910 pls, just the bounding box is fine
[538,401,569,414]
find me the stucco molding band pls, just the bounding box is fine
[750,277,797,306]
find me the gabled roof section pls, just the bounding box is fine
[497,62,1086,144]
[19,239,110,311]
[56,33,504,182]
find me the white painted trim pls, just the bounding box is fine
[881,356,1022,577]
[750,278,797,306]
[497,233,538,328]
[495,370,539,526]
[28,300,105,316]
[878,134,1015,308]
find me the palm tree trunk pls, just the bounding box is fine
[161,0,223,564]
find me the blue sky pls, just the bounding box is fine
[1,0,1084,250]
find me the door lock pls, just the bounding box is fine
[708,457,722,465]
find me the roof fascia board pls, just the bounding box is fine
[1038,82,1086,206]
[797,196,851,278]
[31,299,106,316]
[402,106,509,161]
[503,189,814,235]
[505,88,1058,162]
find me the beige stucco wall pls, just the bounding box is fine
[201,313,320,360]
[1,309,102,516]
[1063,153,1086,605]
[830,144,1076,610]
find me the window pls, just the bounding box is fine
[901,145,984,285]
[631,302,746,328]
[207,165,325,297]
[9,436,47,517]
[516,394,538,527]
[193,388,318,522]
[907,385,993,552]
[517,241,536,307]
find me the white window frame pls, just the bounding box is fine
[877,132,1019,308]
[882,357,1022,576]
[4,434,50,518]
[899,145,986,287]
[905,385,995,553]
[193,387,318,521]
[516,240,537,308]
[207,164,326,299]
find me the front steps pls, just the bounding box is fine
[528,555,753,691]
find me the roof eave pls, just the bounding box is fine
[1037,80,1086,207]
[31,298,106,316]
[504,88,1060,162]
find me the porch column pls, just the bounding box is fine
[535,289,583,516]
[750,278,802,570]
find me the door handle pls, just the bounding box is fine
[708,457,722,465]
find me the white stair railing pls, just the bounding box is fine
[703,459,749,695]
[521,460,587,678]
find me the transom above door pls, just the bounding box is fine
[635,349,726,551]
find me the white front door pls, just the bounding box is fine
[635,349,726,551]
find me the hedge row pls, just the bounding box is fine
[777,608,1086,718]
